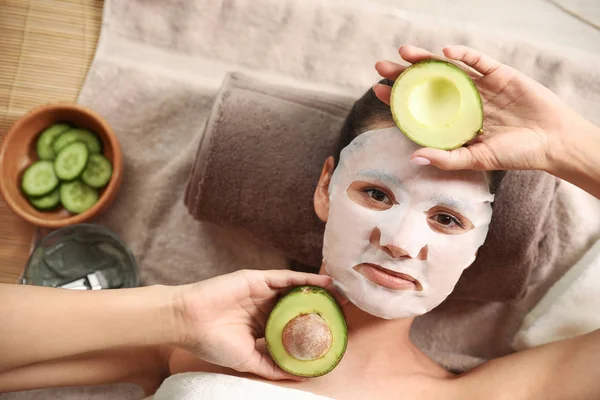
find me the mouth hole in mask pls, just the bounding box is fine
[353,263,423,292]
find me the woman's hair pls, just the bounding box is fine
[334,79,505,194]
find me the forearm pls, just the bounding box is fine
[549,118,600,199]
[0,346,170,394]
[459,330,600,400]
[0,284,184,373]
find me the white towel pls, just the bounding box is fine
[152,372,333,400]
[513,240,600,350]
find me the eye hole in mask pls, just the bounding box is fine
[347,181,395,210]
[426,206,474,235]
[346,181,474,235]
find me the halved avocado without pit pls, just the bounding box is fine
[390,59,483,150]
[265,286,347,378]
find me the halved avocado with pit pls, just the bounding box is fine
[265,286,347,377]
[390,59,483,150]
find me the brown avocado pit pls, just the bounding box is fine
[282,313,333,361]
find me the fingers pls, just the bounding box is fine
[374,45,436,81]
[262,269,332,290]
[398,44,436,64]
[374,45,480,92]
[373,83,391,105]
[375,60,405,81]
[239,349,305,381]
[443,45,502,76]
[410,146,483,171]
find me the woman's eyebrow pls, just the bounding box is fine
[432,195,473,215]
[356,169,405,189]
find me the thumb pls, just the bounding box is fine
[410,146,482,171]
[237,350,305,382]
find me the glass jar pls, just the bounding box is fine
[22,224,138,289]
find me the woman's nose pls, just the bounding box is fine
[370,228,428,260]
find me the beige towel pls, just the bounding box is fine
[74,0,600,370]
[75,0,600,290]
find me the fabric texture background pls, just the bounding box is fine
[513,240,600,350]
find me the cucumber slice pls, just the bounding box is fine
[71,129,102,154]
[81,154,113,188]
[36,123,71,160]
[52,129,102,154]
[52,130,81,155]
[21,161,59,197]
[53,142,89,181]
[59,181,99,214]
[28,188,60,210]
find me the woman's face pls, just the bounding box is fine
[317,127,494,319]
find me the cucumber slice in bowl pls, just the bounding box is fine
[81,154,113,188]
[60,181,99,214]
[36,123,71,160]
[71,129,102,154]
[52,129,102,155]
[28,188,60,210]
[53,142,89,181]
[21,161,59,197]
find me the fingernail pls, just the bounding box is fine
[410,157,431,166]
[443,45,454,50]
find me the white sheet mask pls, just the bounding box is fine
[322,127,494,319]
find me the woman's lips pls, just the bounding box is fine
[354,263,422,291]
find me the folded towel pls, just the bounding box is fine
[513,240,600,350]
[153,372,333,400]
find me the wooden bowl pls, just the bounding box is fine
[0,103,123,228]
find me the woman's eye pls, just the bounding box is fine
[347,182,394,211]
[434,213,462,228]
[365,189,389,203]
[427,208,473,235]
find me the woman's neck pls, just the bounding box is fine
[324,270,451,379]
[342,300,414,349]
[341,301,432,373]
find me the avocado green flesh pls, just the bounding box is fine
[265,286,347,377]
[391,60,483,150]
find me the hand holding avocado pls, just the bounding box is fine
[374,45,600,199]
[174,269,336,381]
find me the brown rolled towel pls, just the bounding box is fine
[185,72,559,303]
[184,73,354,269]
